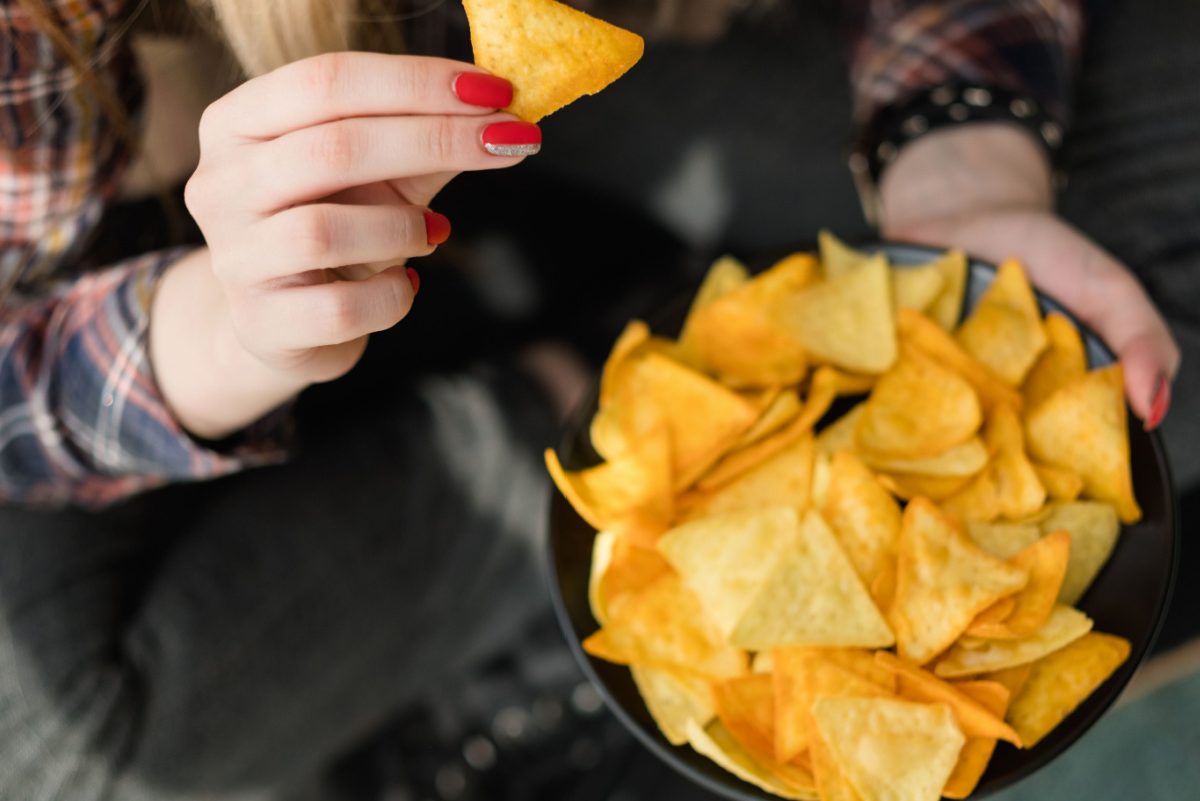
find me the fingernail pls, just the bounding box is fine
[424,210,451,246]
[406,267,420,296]
[1145,372,1171,431]
[482,121,541,156]
[453,72,513,108]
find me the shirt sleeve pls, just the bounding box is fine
[0,1,288,507]
[845,0,1086,129]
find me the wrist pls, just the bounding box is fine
[878,124,1054,237]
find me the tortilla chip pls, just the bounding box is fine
[1023,312,1088,413]
[926,249,969,331]
[1033,461,1085,502]
[878,472,974,502]
[809,725,864,801]
[820,449,902,595]
[1025,364,1141,523]
[730,510,895,650]
[582,573,747,679]
[956,259,1048,385]
[1007,632,1131,748]
[591,532,672,624]
[984,403,1047,519]
[941,680,1011,798]
[735,389,804,450]
[715,673,776,756]
[1040,501,1121,605]
[811,697,965,801]
[967,531,1070,639]
[876,651,1019,744]
[934,605,1093,678]
[969,596,1016,630]
[983,663,1035,699]
[588,530,618,624]
[687,720,819,800]
[861,436,988,478]
[939,469,1003,525]
[778,256,898,374]
[632,664,716,746]
[687,435,813,520]
[966,521,1042,559]
[818,230,877,279]
[897,308,1022,410]
[892,263,946,313]
[890,499,1029,664]
[816,403,866,455]
[464,0,644,123]
[857,350,982,458]
[675,255,750,368]
[597,320,651,411]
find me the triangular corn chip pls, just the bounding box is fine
[897,308,1022,410]
[1033,461,1085,501]
[939,469,1003,524]
[686,720,819,801]
[598,319,651,410]
[658,507,800,638]
[688,436,813,520]
[983,403,1047,519]
[730,510,895,650]
[1025,364,1141,522]
[935,605,1093,678]
[857,350,982,458]
[735,389,804,450]
[818,230,877,279]
[589,530,671,624]
[1007,632,1130,748]
[956,259,1049,385]
[876,651,1020,744]
[464,0,644,122]
[631,664,715,746]
[861,436,988,478]
[809,724,864,801]
[675,255,750,368]
[1040,501,1121,605]
[890,499,1028,664]
[968,530,1070,639]
[983,663,1034,698]
[878,472,973,502]
[966,521,1041,559]
[1023,312,1087,413]
[816,403,865,454]
[811,697,965,801]
[715,673,776,756]
[941,680,1011,798]
[892,263,945,312]
[821,449,902,595]
[926,249,969,330]
[778,257,897,374]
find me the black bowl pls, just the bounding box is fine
[546,243,1179,800]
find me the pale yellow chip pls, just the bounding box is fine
[675,256,750,369]
[816,403,865,455]
[861,436,989,478]
[464,0,644,123]
[1039,501,1121,605]
[821,449,901,596]
[632,664,716,746]
[966,521,1042,559]
[777,256,898,374]
[588,530,619,624]
[735,389,804,450]
[1025,364,1141,523]
[657,507,800,638]
[890,499,1029,664]
[818,230,877,279]
[897,308,1023,410]
[857,350,982,458]
[1033,461,1085,502]
[582,573,747,679]
[926,249,969,331]
[729,510,895,650]
[1023,312,1088,413]
[1007,632,1130,748]
[934,605,1094,678]
[956,259,1049,385]
[687,435,814,521]
[941,680,1010,799]
[983,403,1047,519]
[968,530,1070,639]
[687,720,819,801]
[892,263,946,312]
[811,697,966,801]
[809,723,864,801]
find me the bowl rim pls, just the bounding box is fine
[543,241,1180,801]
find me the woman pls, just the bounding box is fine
[0,1,1186,799]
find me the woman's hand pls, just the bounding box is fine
[152,54,538,439]
[879,124,1179,429]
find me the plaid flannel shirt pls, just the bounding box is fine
[0,0,1085,506]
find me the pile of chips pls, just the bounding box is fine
[546,234,1139,801]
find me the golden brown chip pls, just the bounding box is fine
[1022,312,1088,413]
[926,249,969,331]
[983,403,1047,519]
[892,263,946,313]
[687,720,819,800]
[897,308,1023,410]
[715,673,776,756]
[821,449,902,597]
[967,530,1070,639]
[590,531,672,624]
[1006,632,1130,748]
[861,436,989,478]
[941,680,1011,799]
[982,663,1035,699]
[1025,364,1141,523]
[857,350,982,458]
[890,499,1028,664]
[675,256,750,368]
[632,664,716,746]
[934,605,1093,678]
[1033,461,1085,502]
[818,230,877,279]
[877,472,974,502]
[464,0,644,122]
[735,389,804,451]
[939,469,1003,524]
[816,403,866,455]
[686,436,814,521]
[777,256,898,374]
[956,259,1049,385]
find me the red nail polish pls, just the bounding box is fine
[481,121,541,156]
[406,267,420,296]
[453,72,513,109]
[424,210,451,246]
[1145,373,1171,430]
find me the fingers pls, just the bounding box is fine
[245,266,417,351]
[246,114,538,211]
[203,54,511,148]
[223,204,440,285]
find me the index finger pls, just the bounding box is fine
[204,53,511,146]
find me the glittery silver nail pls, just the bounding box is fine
[484,143,541,156]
